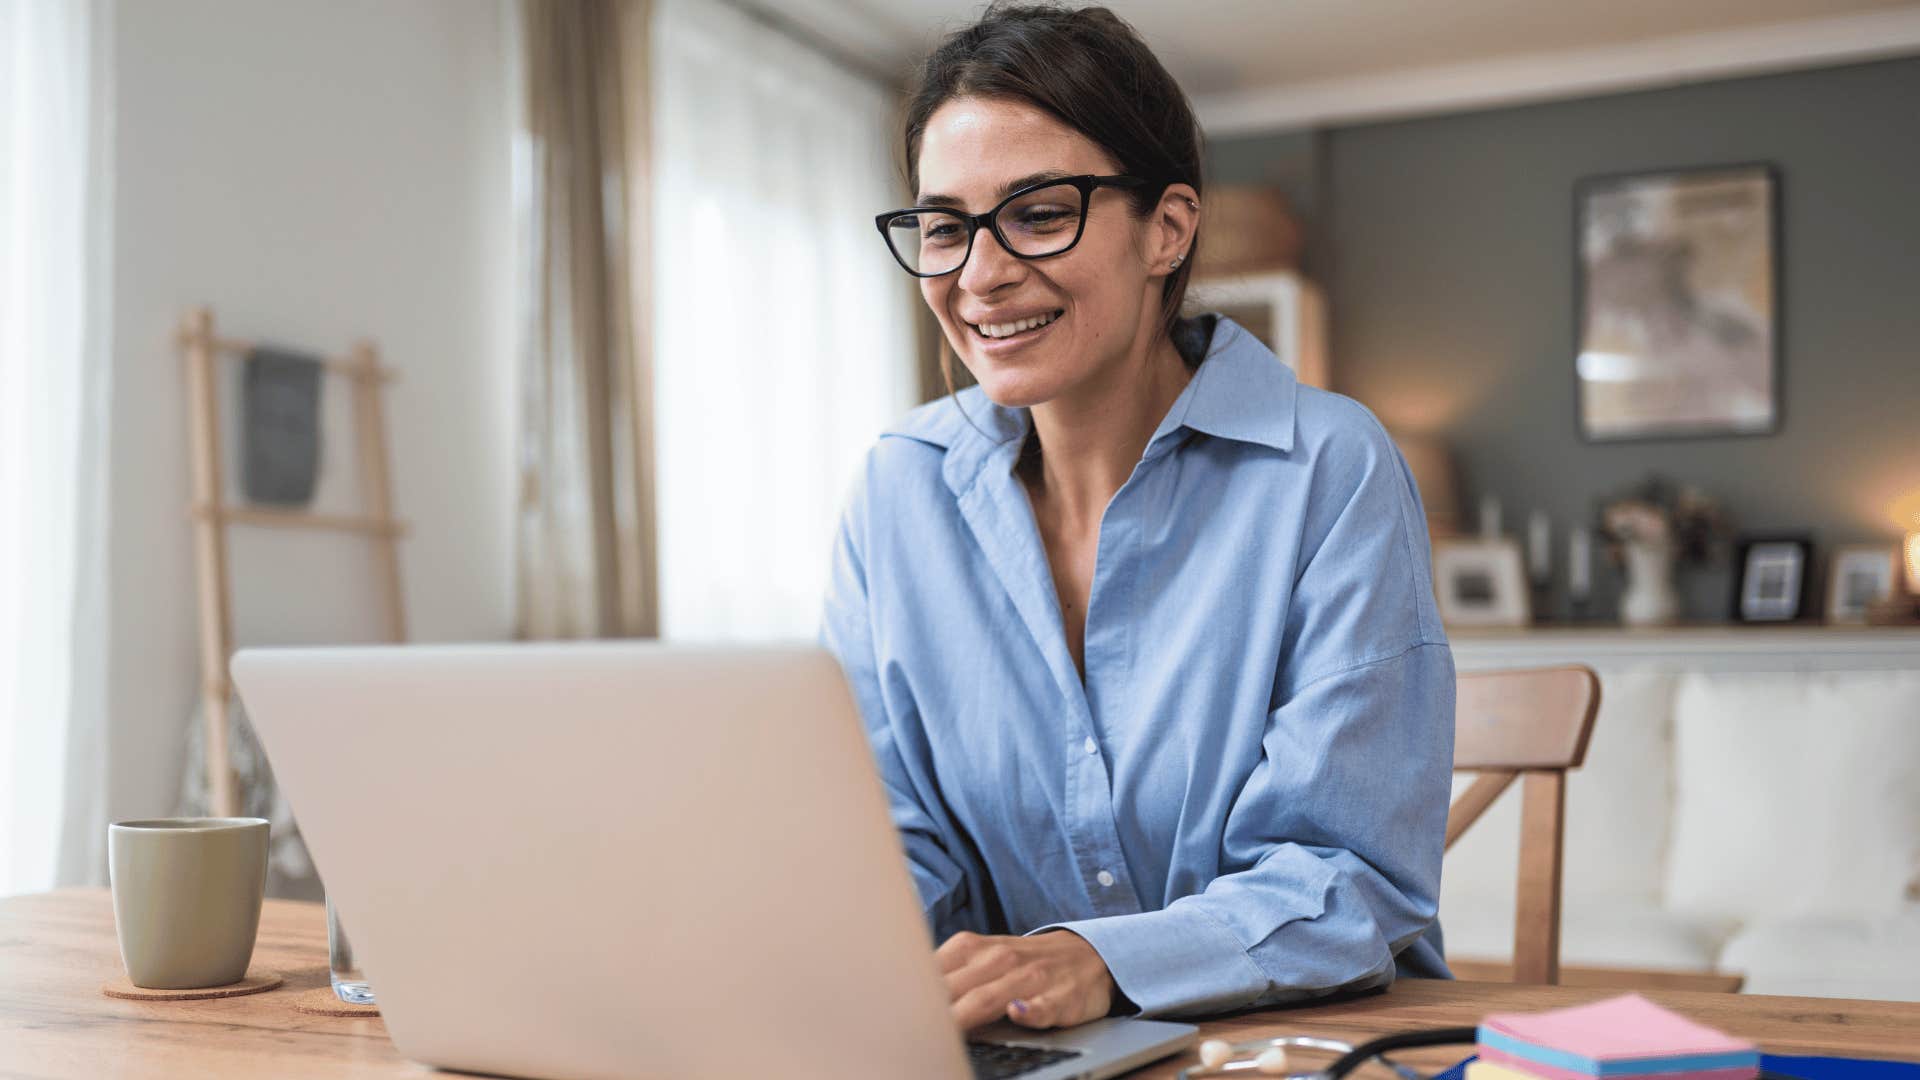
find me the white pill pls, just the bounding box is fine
[1256,1046,1290,1074]
[1198,1039,1234,1068]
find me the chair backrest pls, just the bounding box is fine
[1447,665,1601,985]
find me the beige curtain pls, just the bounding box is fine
[515,0,658,639]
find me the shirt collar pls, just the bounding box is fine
[1147,314,1297,456]
[881,314,1297,494]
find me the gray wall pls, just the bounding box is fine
[1216,57,1920,619]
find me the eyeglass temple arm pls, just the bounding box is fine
[1320,1028,1480,1080]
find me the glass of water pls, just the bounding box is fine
[326,895,376,1005]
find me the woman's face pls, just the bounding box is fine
[913,96,1186,410]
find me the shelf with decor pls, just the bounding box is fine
[1450,622,1920,672]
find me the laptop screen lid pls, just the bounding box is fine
[232,641,972,1080]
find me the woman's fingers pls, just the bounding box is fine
[941,938,1021,1000]
[950,964,1049,1031]
[934,930,1116,1031]
[934,930,984,974]
[1005,993,1061,1028]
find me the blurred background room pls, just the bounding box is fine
[4,0,1919,1008]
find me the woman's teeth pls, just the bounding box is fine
[972,310,1061,339]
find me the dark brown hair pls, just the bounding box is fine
[902,2,1211,393]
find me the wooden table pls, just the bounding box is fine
[4,888,1917,1079]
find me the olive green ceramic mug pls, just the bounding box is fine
[108,817,270,989]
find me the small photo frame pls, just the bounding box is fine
[1433,538,1531,627]
[1826,545,1899,625]
[1732,536,1813,623]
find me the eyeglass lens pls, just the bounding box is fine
[885,181,1087,276]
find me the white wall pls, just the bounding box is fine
[99,0,516,857]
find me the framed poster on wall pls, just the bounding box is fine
[1575,163,1779,441]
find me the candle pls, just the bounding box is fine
[1527,511,1551,584]
[1569,527,1592,599]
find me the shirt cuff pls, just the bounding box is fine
[1026,903,1272,1018]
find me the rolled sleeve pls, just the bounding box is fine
[1039,904,1276,1017]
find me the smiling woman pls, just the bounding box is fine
[822,0,1456,1036]
[890,10,1206,415]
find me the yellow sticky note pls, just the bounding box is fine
[1468,1061,1552,1080]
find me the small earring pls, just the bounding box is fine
[1170,254,1185,269]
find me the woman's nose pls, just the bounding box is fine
[957,226,1025,296]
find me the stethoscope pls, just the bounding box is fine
[1176,1026,1479,1079]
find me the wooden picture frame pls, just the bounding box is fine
[1575,163,1780,442]
[1826,544,1899,625]
[1433,538,1531,627]
[1731,535,1812,623]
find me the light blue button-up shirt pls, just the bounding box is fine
[819,315,1454,1019]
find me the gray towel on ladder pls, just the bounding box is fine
[242,345,323,505]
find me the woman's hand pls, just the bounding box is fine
[936,929,1116,1031]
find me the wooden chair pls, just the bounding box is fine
[1444,665,1745,993]
[1446,665,1600,986]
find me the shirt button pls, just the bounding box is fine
[1096,870,1116,888]
[1083,736,1098,755]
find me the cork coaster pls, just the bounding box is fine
[289,986,381,1017]
[103,969,285,1001]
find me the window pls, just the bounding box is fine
[649,0,918,640]
[0,0,109,892]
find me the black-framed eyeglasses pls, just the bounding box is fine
[875,174,1153,278]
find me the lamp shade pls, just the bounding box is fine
[1907,532,1920,595]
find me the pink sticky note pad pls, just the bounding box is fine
[1483,994,1757,1062]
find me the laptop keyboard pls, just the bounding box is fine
[967,1040,1085,1079]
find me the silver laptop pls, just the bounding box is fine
[232,641,1195,1080]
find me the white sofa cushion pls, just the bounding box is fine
[1665,671,1920,923]
[1561,669,1677,906]
[1719,907,1920,1002]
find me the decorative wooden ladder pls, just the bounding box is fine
[177,305,408,817]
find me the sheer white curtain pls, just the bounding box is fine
[650,0,918,641]
[0,0,113,894]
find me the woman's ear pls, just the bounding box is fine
[1150,183,1201,275]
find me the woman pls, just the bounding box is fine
[820,3,1454,1032]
